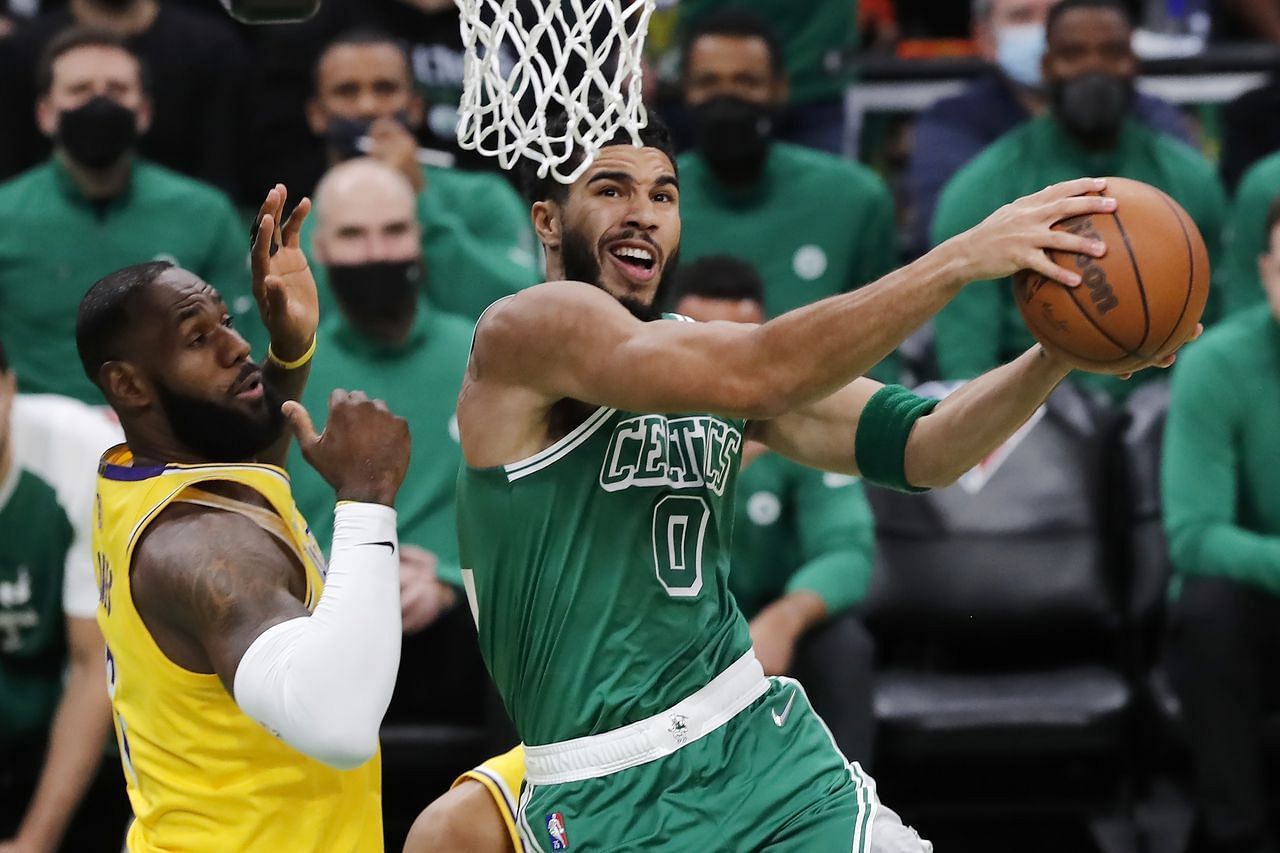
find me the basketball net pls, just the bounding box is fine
[455,0,656,183]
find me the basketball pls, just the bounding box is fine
[1013,177,1210,375]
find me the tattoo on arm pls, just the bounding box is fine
[132,503,310,693]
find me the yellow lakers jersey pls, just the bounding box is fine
[454,746,528,852]
[93,445,383,853]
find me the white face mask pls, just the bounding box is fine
[995,22,1047,89]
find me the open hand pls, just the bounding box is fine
[951,177,1118,287]
[251,184,318,363]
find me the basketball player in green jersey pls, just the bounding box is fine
[453,115,1163,851]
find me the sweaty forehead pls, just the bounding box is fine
[579,146,676,183]
[148,268,223,319]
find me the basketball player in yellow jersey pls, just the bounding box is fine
[77,185,411,853]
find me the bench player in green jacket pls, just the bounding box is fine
[436,112,1165,851]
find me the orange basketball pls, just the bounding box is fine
[1013,177,1209,375]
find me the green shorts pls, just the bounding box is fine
[517,676,882,852]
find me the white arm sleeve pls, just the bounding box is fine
[232,502,402,770]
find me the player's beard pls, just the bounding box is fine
[154,374,286,463]
[561,225,679,322]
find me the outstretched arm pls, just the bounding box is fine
[473,179,1115,424]
[250,184,319,469]
[758,339,1187,491]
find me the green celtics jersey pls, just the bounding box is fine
[0,468,73,743]
[457,397,754,746]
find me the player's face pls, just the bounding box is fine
[1042,8,1136,84]
[683,34,782,108]
[37,46,150,138]
[138,269,284,462]
[311,44,420,125]
[556,145,681,315]
[674,295,764,325]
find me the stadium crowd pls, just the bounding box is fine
[2,0,1280,851]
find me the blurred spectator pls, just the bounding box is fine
[302,29,539,319]
[930,0,1226,400]
[0,29,251,404]
[1222,150,1280,317]
[672,255,878,765]
[676,10,899,381]
[287,157,487,727]
[0,338,129,852]
[677,0,858,155]
[1162,193,1280,853]
[1215,0,1280,43]
[0,0,247,197]
[1218,75,1280,195]
[905,0,1192,258]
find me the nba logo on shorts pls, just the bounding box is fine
[545,813,569,849]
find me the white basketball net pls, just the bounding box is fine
[455,0,656,184]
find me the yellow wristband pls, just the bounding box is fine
[267,335,316,370]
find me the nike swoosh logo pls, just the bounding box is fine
[359,541,396,553]
[771,688,797,727]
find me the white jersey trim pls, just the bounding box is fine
[503,406,616,482]
[11,396,122,619]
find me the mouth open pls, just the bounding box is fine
[606,242,659,283]
[231,369,265,402]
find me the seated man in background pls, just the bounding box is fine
[905,0,1191,258]
[930,0,1226,400]
[671,255,878,763]
[0,338,128,852]
[1221,149,1280,318]
[403,256,881,852]
[675,11,899,381]
[0,0,247,196]
[675,0,859,155]
[305,29,539,319]
[0,28,251,403]
[1163,193,1280,853]
[288,158,491,731]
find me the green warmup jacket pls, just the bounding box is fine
[303,164,538,321]
[1222,150,1280,317]
[729,451,874,621]
[0,159,250,403]
[677,0,858,104]
[287,304,473,586]
[677,143,899,381]
[1162,304,1280,595]
[930,116,1228,400]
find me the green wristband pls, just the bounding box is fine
[854,385,940,493]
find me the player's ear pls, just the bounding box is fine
[100,361,152,411]
[531,200,561,250]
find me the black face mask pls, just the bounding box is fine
[689,95,776,187]
[57,96,139,170]
[328,259,423,334]
[155,371,285,463]
[1049,72,1135,148]
[325,111,413,161]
